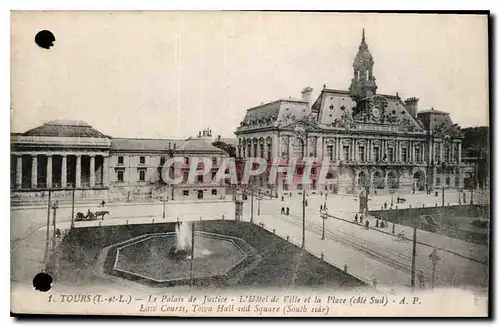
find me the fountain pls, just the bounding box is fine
[168,221,193,261]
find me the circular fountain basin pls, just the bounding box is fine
[110,232,253,286]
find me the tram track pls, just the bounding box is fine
[265,210,434,279]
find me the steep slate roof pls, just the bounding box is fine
[23,120,109,138]
[312,89,357,125]
[237,99,309,132]
[111,138,186,152]
[417,109,463,138]
[176,138,227,154]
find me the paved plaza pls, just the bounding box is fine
[11,189,488,294]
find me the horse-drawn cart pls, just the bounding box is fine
[75,210,109,222]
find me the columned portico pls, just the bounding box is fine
[61,155,67,188]
[16,156,22,188]
[75,155,82,188]
[46,155,52,188]
[31,155,37,189]
[90,155,96,187]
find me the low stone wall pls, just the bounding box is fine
[369,204,490,245]
[369,204,489,223]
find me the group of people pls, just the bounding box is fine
[354,213,371,230]
[354,213,391,231]
[281,207,290,215]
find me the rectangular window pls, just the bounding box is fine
[267,147,271,162]
[138,169,146,182]
[253,144,258,157]
[117,170,124,182]
[388,148,394,162]
[212,157,217,166]
[359,146,365,162]
[343,146,350,162]
[183,190,189,196]
[260,144,264,158]
[327,145,334,161]
[118,156,124,164]
[212,171,217,181]
[160,156,166,165]
[415,148,421,163]
[311,168,316,175]
[212,189,217,195]
[436,177,441,186]
[183,172,189,183]
[297,167,303,175]
[140,156,145,164]
[184,157,189,165]
[402,147,408,162]
[197,175,204,183]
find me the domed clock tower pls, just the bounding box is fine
[349,29,378,105]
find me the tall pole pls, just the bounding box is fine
[44,190,52,263]
[410,226,417,289]
[51,201,58,254]
[162,199,166,218]
[70,184,75,228]
[190,221,195,288]
[322,216,325,240]
[441,186,445,207]
[257,198,261,216]
[302,190,306,248]
[250,190,254,223]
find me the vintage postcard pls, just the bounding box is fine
[10,11,490,317]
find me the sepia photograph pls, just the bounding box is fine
[10,11,490,317]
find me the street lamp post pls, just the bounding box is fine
[321,212,326,240]
[257,196,261,216]
[161,196,167,219]
[51,200,59,254]
[323,191,328,210]
[44,190,52,263]
[302,189,306,248]
[390,189,394,207]
[70,184,76,228]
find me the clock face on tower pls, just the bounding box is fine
[372,107,381,120]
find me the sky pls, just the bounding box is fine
[10,12,489,139]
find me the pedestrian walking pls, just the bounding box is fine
[281,207,285,215]
[375,219,379,228]
[282,195,284,202]
[384,202,388,209]
[100,200,106,207]
[354,213,358,223]
[305,199,308,207]
[365,220,370,230]
[320,204,323,212]
[286,207,290,216]
[380,220,385,228]
[418,270,425,288]
[359,215,364,223]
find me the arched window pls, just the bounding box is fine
[292,138,305,159]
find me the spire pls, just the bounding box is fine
[359,28,368,50]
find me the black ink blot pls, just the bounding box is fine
[33,271,53,292]
[35,30,56,49]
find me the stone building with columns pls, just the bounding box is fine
[11,121,228,203]
[234,30,465,195]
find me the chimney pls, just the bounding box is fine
[404,97,419,118]
[301,86,313,105]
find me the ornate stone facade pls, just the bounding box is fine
[235,30,465,195]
